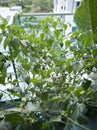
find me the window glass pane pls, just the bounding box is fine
[76,1,80,7]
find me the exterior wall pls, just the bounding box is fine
[65,0,74,12]
[53,0,81,35]
[10,6,22,13]
[73,0,81,12]
[53,0,66,13]
[53,0,81,13]
[0,7,10,18]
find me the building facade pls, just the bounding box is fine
[53,0,66,13]
[53,0,81,13]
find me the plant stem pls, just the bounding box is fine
[68,117,91,130]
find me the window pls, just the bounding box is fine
[74,1,80,11]
[76,1,80,7]
[61,6,63,9]
[72,26,77,32]
[72,26,77,42]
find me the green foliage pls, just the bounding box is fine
[74,0,97,43]
[0,1,8,6]
[8,0,53,13]
[0,0,97,129]
[0,0,53,13]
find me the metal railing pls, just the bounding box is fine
[22,12,74,16]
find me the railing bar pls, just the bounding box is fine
[22,12,74,16]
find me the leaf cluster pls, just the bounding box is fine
[0,0,97,129]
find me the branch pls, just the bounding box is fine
[68,117,90,130]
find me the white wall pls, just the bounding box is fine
[66,0,74,12]
[53,0,81,13]
[53,0,66,13]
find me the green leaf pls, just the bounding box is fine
[72,103,86,120]
[74,1,91,31]
[67,104,72,116]
[65,40,71,48]
[8,89,22,98]
[74,0,97,43]
[19,121,42,130]
[82,78,91,90]
[0,75,6,85]
[74,87,85,98]
[36,92,48,101]
[42,115,62,129]
[0,94,3,100]
[5,113,23,127]
[40,33,44,40]
[31,78,41,85]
